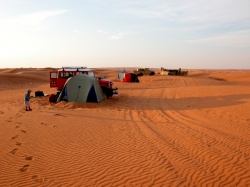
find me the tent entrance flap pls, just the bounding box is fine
[87,85,98,102]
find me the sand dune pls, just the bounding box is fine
[0,68,249,186]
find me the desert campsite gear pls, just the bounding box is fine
[117,72,139,82]
[57,74,106,103]
[35,91,44,97]
[49,66,118,98]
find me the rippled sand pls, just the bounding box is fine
[0,68,249,186]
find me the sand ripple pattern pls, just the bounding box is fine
[0,69,250,186]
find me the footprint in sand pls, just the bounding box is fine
[20,165,30,172]
[32,175,45,183]
[0,111,4,114]
[25,156,34,161]
[11,135,19,140]
[54,113,63,117]
[20,130,27,133]
[10,148,18,155]
[15,125,20,128]
[16,142,23,146]
[40,122,49,126]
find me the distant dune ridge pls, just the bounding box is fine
[0,68,250,186]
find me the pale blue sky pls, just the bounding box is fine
[0,0,249,69]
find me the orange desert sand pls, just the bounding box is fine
[0,68,249,187]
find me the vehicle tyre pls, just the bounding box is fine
[101,87,113,98]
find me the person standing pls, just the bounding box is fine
[24,89,32,111]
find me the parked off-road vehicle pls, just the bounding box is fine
[160,67,188,76]
[50,66,118,98]
[133,68,155,76]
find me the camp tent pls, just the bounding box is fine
[57,74,106,102]
[117,72,139,82]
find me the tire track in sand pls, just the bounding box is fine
[131,108,218,186]
[121,74,250,186]
[117,109,184,186]
[160,103,250,186]
[132,78,250,186]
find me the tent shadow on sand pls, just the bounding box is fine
[57,74,106,103]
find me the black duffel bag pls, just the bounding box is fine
[35,91,44,97]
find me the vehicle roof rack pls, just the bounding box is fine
[62,66,87,69]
